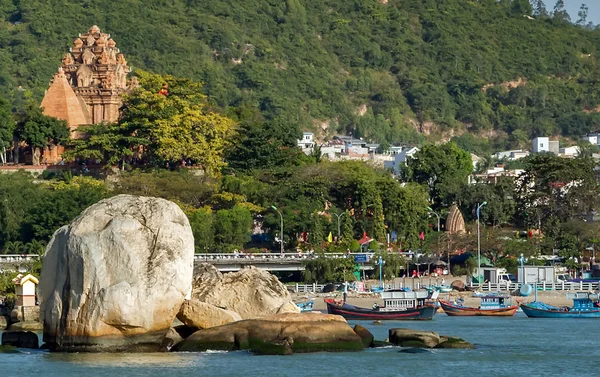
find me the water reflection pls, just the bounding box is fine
[44,352,199,368]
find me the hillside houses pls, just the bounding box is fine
[297,132,595,183]
[296,133,398,166]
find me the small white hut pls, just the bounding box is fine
[12,274,39,306]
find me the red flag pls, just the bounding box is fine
[419,232,425,241]
[363,231,367,238]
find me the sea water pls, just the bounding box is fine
[1,313,597,377]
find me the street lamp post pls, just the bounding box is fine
[333,212,346,240]
[519,253,525,285]
[476,202,487,284]
[271,205,284,256]
[376,256,386,290]
[426,207,441,232]
[427,207,443,273]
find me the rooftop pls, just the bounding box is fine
[40,68,90,129]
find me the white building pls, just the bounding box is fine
[583,133,600,146]
[493,149,529,161]
[388,146,403,155]
[471,154,481,171]
[383,147,419,176]
[532,137,549,153]
[559,146,580,157]
[297,132,315,155]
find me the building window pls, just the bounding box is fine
[540,143,544,148]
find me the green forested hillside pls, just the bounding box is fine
[1,0,600,153]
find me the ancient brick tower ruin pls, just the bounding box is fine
[40,25,133,163]
[42,25,131,127]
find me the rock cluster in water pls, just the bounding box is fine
[389,328,475,349]
[28,194,475,355]
[174,312,364,355]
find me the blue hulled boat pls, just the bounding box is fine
[295,300,315,312]
[521,292,600,318]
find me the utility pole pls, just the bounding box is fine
[333,212,346,240]
[271,205,284,256]
[476,202,488,284]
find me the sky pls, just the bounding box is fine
[563,0,600,25]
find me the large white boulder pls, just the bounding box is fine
[191,264,300,319]
[40,195,194,351]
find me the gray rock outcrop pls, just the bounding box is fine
[39,195,195,352]
[191,264,299,319]
[389,328,440,348]
[388,328,475,349]
[1,331,39,349]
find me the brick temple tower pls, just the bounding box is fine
[42,25,132,129]
[40,25,133,163]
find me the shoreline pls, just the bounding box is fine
[293,289,581,311]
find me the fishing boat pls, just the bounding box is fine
[295,300,315,312]
[439,294,518,316]
[520,292,600,318]
[324,290,437,320]
[425,285,453,294]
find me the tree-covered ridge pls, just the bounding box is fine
[1,0,600,151]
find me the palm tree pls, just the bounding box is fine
[3,241,24,254]
[24,240,47,255]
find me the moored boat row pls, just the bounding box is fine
[325,289,600,320]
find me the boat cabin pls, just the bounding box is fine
[480,295,510,310]
[566,292,599,311]
[379,290,435,311]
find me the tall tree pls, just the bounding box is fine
[403,142,473,208]
[553,0,571,22]
[15,104,69,165]
[0,97,14,165]
[67,71,238,175]
[514,154,598,236]
[379,181,429,249]
[214,205,253,251]
[576,3,588,25]
[187,207,215,253]
[511,0,533,15]
[63,123,147,168]
[531,0,549,16]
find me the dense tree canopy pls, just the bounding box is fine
[1,0,600,153]
[514,153,599,235]
[403,142,473,208]
[65,71,237,175]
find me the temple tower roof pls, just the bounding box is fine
[40,68,91,129]
[445,204,466,234]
